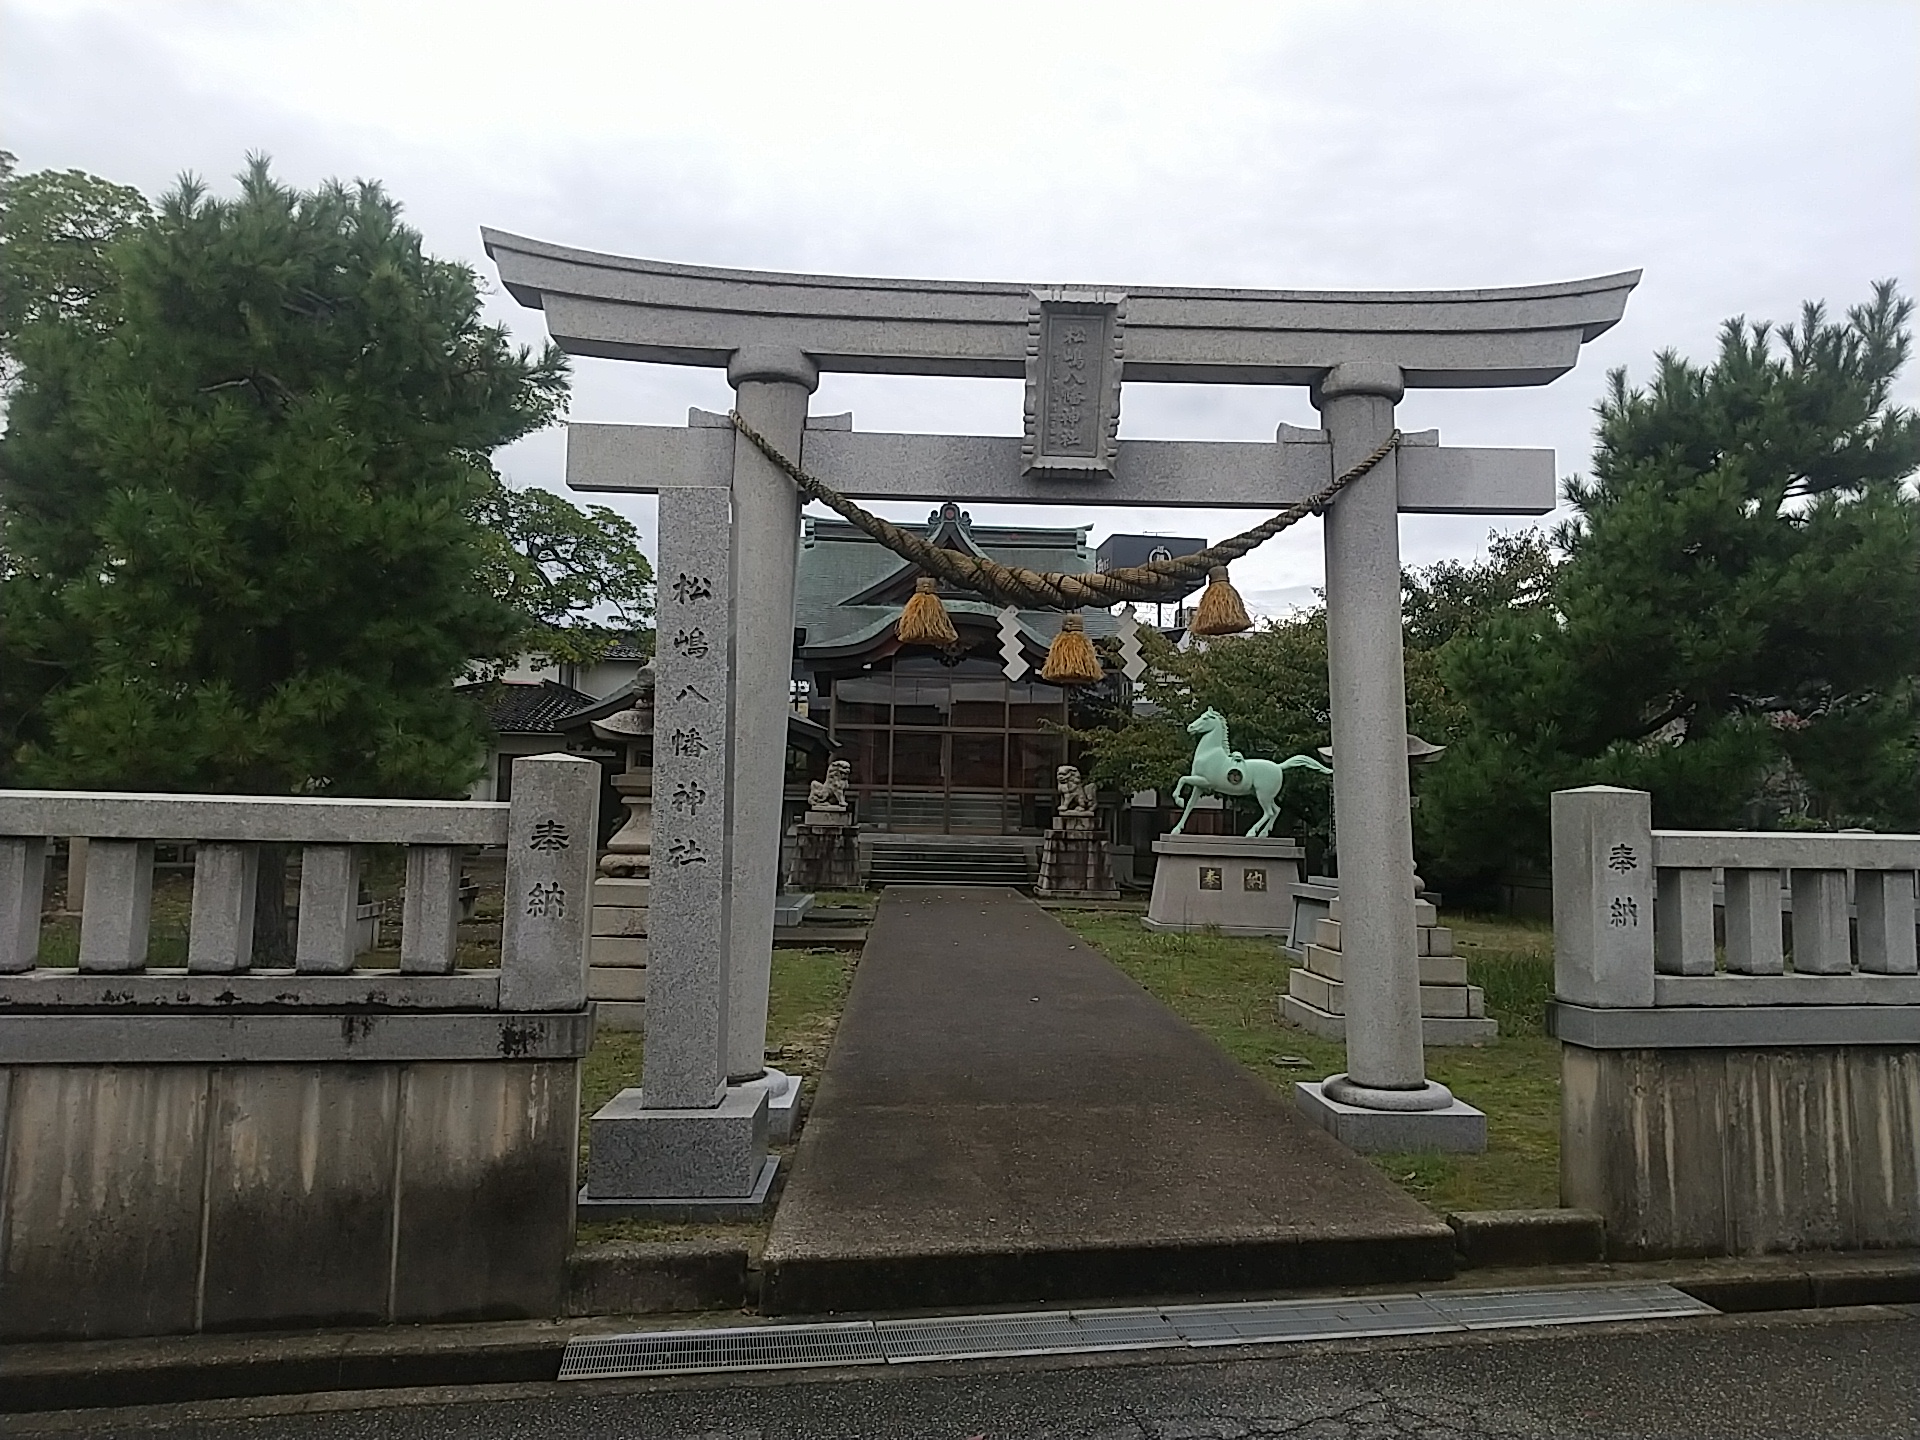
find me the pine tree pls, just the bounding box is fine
[1423,284,1920,885]
[0,157,568,797]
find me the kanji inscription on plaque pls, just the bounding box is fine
[1021,288,1125,481]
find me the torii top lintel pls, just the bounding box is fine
[482,229,1639,390]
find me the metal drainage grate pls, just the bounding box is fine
[558,1321,885,1379]
[876,1308,1182,1363]
[1424,1282,1715,1331]
[1169,1295,1456,1348]
[558,1282,1716,1380]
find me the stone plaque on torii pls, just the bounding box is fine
[487,228,1637,1179]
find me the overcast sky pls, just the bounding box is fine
[5,1,1916,614]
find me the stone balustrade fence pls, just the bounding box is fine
[1552,785,1920,1045]
[1550,785,1920,1260]
[0,755,602,1342]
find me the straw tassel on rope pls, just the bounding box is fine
[1041,612,1104,685]
[896,574,959,646]
[1189,564,1253,637]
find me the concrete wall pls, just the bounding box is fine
[0,1058,579,1341]
[1561,1043,1920,1259]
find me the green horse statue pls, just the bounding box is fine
[1169,707,1333,839]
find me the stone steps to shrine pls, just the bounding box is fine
[861,836,1036,888]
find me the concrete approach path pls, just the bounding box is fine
[761,886,1454,1314]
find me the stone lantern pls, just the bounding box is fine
[585,666,654,1030]
[590,665,655,878]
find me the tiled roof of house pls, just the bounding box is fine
[458,679,597,734]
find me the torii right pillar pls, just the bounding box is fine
[1297,360,1487,1152]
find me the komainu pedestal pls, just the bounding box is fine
[786,814,859,891]
[1145,834,1304,936]
[1035,813,1119,900]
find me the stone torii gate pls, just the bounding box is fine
[487,229,1637,1191]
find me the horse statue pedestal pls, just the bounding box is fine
[1145,834,1305,938]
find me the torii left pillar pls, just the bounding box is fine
[722,346,815,1096]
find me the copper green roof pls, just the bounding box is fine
[796,510,1121,658]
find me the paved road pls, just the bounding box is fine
[15,1308,1918,1439]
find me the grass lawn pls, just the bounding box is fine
[1052,909,1561,1215]
[574,935,866,1250]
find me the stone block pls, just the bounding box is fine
[586,1085,768,1200]
[1858,870,1919,975]
[593,877,652,908]
[187,842,259,974]
[391,1061,577,1321]
[1313,917,1341,950]
[590,935,649,968]
[77,839,154,973]
[1302,945,1468,988]
[594,1000,646,1031]
[0,1064,210,1340]
[1654,867,1716,976]
[773,893,815,927]
[400,844,463,975]
[0,792,508,846]
[0,836,47,972]
[293,844,360,974]
[1289,966,1342,1014]
[736,1065,803,1143]
[1302,942,1344,977]
[1550,786,1655,1007]
[566,1241,750,1317]
[577,1156,780,1222]
[1328,896,1438,927]
[1280,993,1499,1047]
[786,822,861,891]
[200,1066,398,1329]
[1789,869,1852,975]
[1294,1080,1487,1154]
[1288,966,1476,1018]
[589,965,647,1001]
[1419,926,1455,957]
[1724,868,1785,975]
[1446,1209,1606,1268]
[592,905,649,938]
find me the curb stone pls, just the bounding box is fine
[6,1249,1919,1414]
